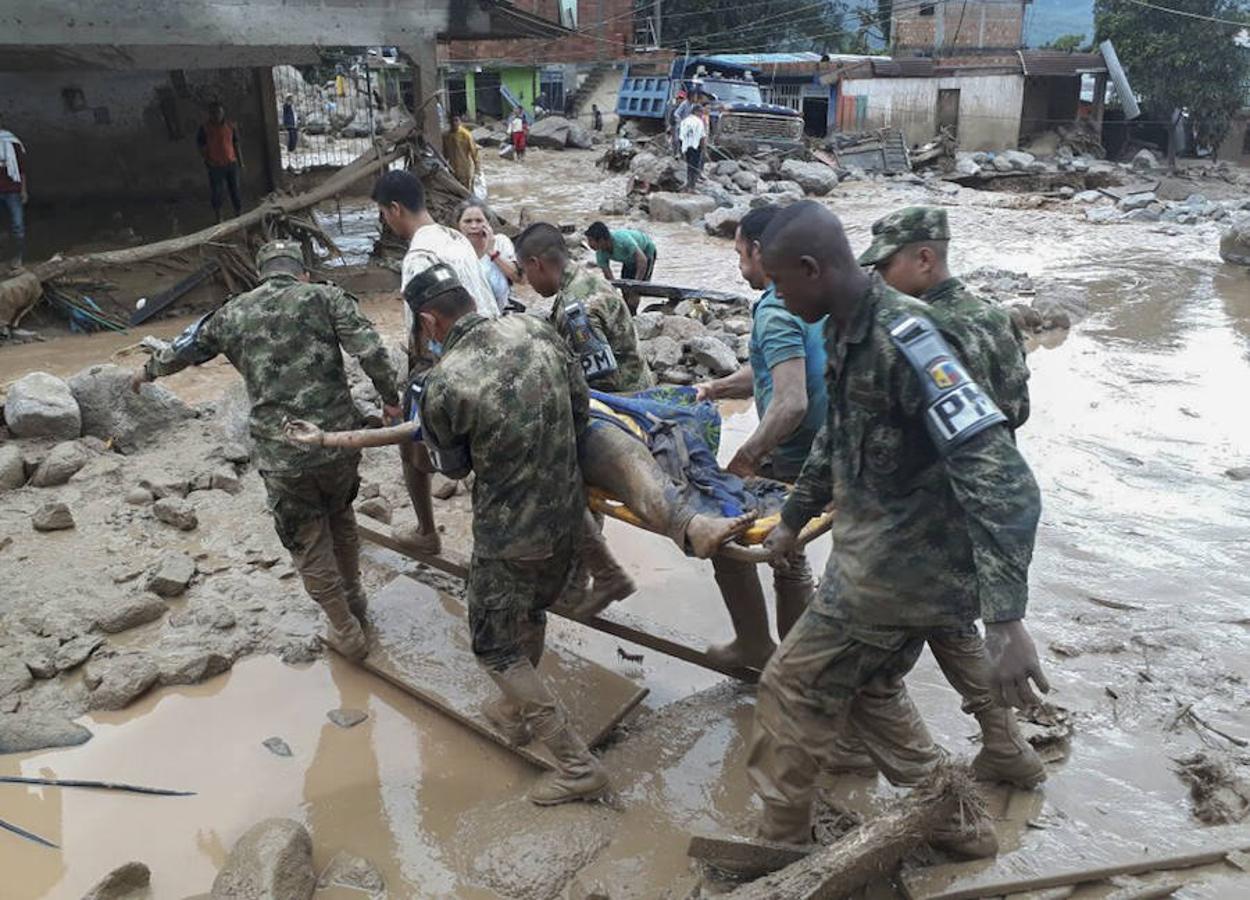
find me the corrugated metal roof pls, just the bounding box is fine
[1018,50,1108,76]
[704,52,823,65]
[871,58,936,77]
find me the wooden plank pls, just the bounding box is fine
[901,841,1250,900]
[610,279,748,306]
[129,260,220,326]
[358,525,761,683]
[360,575,648,770]
[688,834,810,879]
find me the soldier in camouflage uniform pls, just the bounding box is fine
[406,265,610,806]
[132,241,399,660]
[743,202,1049,859]
[514,222,653,617]
[797,206,1046,791]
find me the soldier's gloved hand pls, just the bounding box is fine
[283,419,324,446]
[763,520,798,568]
[984,619,1051,709]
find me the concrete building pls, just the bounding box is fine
[828,51,1110,151]
[0,1,564,211]
[441,0,637,123]
[892,0,1030,55]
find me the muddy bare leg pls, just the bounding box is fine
[772,550,814,640]
[708,555,776,670]
[328,502,367,621]
[397,442,441,555]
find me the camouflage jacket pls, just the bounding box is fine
[780,275,1041,627]
[146,275,398,473]
[421,312,589,560]
[548,266,654,394]
[923,278,1030,431]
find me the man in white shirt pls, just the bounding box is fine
[372,170,499,555]
[679,103,707,193]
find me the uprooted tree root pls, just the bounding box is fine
[1175,752,1250,825]
[725,765,985,900]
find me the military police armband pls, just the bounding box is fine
[564,301,618,383]
[888,315,1006,454]
[170,312,218,366]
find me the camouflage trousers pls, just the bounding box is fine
[468,532,577,673]
[259,456,363,615]
[747,606,950,836]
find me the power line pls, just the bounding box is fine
[1119,0,1249,27]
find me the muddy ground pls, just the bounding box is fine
[2,148,1250,899]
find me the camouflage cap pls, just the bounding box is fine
[255,240,305,275]
[857,207,950,267]
[402,262,464,314]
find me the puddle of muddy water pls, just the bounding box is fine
[4,148,1250,898]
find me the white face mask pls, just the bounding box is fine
[428,339,444,358]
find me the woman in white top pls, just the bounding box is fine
[456,199,520,313]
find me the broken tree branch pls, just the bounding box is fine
[0,775,195,796]
[722,766,975,900]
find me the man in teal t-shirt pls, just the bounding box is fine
[586,221,657,282]
[693,204,827,670]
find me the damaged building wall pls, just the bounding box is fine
[0,67,275,206]
[892,0,1027,53]
[1019,76,1081,143]
[839,74,1023,150]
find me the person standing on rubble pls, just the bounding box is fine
[508,106,529,163]
[371,170,497,558]
[679,102,707,193]
[837,205,1045,790]
[515,221,654,618]
[404,263,610,805]
[592,104,603,132]
[692,204,825,670]
[745,201,1048,860]
[282,94,299,155]
[197,101,243,223]
[131,241,399,660]
[443,113,480,192]
[0,114,27,271]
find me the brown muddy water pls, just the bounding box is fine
[3,149,1250,898]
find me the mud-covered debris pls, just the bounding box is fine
[147,554,196,597]
[124,486,154,506]
[210,467,243,494]
[1018,703,1073,764]
[0,710,93,753]
[327,708,368,729]
[210,817,315,900]
[80,861,150,900]
[263,736,293,757]
[86,654,159,711]
[153,496,198,531]
[1174,752,1250,824]
[3,371,81,440]
[431,474,459,500]
[0,445,25,491]
[53,634,105,672]
[30,440,93,487]
[32,501,75,532]
[93,594,167,634]
[316,850,384,893]
[357,496,392,523]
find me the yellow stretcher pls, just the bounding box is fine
[584,399,834,563]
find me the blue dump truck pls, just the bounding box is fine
[616,56,804,153]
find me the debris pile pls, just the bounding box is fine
[633,298,752,385]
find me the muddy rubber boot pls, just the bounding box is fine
[825,735,880,777]
[772,565,813,641]
[578,514,636,616]
[971,707,1047,789]
[529,721,610,806]
[929,809,1000,860]
[321,596,368,661]
[707,556,776,670]
[343,581,368,623]
[757,800,814,846]
[482,695,533,746]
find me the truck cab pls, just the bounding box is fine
[617,56,804,152]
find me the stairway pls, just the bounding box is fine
[568,63,614,118]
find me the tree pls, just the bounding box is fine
[649,0,849,54]
[1095,0,1250,166]
[1042,33,1087,52]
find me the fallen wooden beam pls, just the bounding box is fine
[719,766,974,900]
[129,260,220,326]
[611,279,748,306]
[357,524,761,683]
[688,834,811,880]
[900,840,1250,900]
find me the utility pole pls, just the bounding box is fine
[654,0,662,48]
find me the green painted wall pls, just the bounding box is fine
[464,70,477,120]
[501,66,538,113]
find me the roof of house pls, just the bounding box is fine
[1017,49,1109,76]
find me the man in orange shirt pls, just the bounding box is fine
[196,101,243,222]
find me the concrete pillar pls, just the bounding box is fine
[253,66,283,189]
[403,37,442,139]
[1091,72,1107,133]
[465,70,477,121]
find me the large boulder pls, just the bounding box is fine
[470,126,505,147]
[1001,149,1036,170]
[81,861,150,900]
[4,372,81,439]
[641,336,683,371]
[648,192,716,223]
[566,119,594,150]
[0,444,25,491]
[210,818,316,900]
[779,159,838,196]
[527,115,577,150]
[1117,191,1157,211]
[687,335,739,376]
[659,316,708,342]
[1220,214,1250,265]
[1132,148,1159,171]
[632,311,664,341]
[629,152,685,191]
[0,711,92,753]
[30,440,94,487]
[69,364,195,452]
[705,205,748,239]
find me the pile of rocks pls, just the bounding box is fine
[633,300,752,385]
[954,147,1118,179]
[1077,189,1250,227]
[962,266,1090,333]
